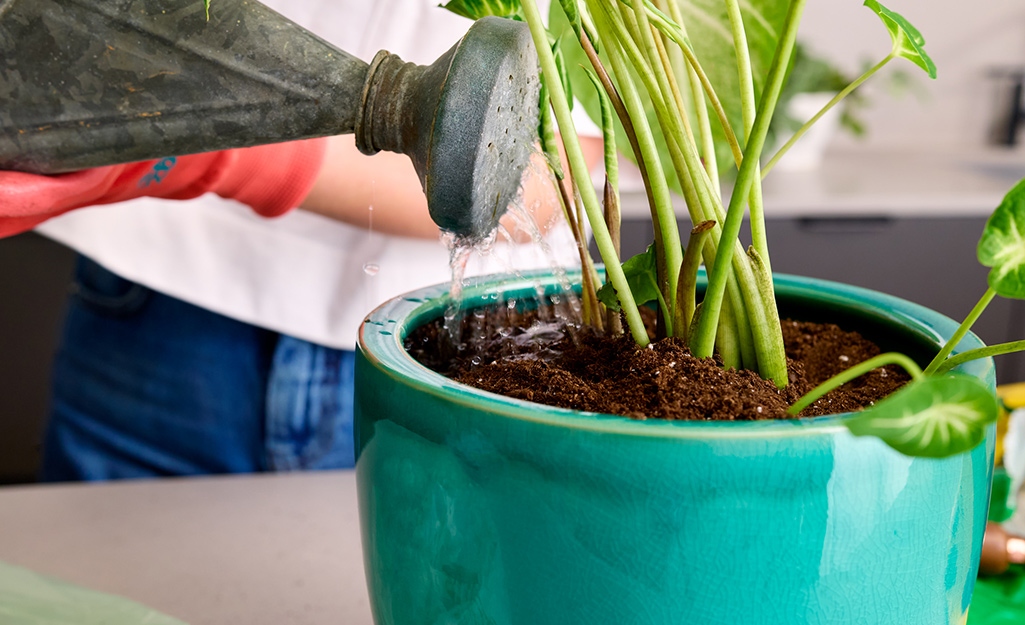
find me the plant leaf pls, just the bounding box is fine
[556,0,583,43]
[597,244,659,312]
[863,0,937,79]
[438,0,521,20]
[551,34,574,109]
[978,177,1025,299]
[845,374,998,458]
[204,0,210,20]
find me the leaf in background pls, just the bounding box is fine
[979,177,1025,299]
[551,33,574,109]
[863,0,937,79]
[583,68,618,190]
[598,244,660,311]
[845,374,998,458]
[549,0,789,188]
[439,0,521,20]
[204,0,210,20]
[538,82,565,179]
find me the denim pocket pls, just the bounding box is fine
[70,255,151,316]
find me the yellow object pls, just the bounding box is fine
[993,383,1025,466]
[997,382,1025,410]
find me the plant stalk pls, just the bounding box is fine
[933,340,1025,375]
[923,287,998,375]
[763,53,895,177]
[690,0,808,362]
[658,0,718,183]
[723,0,770,274]
[789,352,924,415]
[522,0,648,344]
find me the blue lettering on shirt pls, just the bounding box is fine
[137,157,178,188]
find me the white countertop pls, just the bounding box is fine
[616,147,1025,219]
[0,471,372,625]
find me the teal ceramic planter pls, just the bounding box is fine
[355,272,996,625]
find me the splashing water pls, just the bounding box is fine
[441,231,484,347]
[363,262,380,276]
[435,149,598,361]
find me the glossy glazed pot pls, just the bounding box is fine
[355,271,996,625]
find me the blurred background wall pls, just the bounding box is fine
[800,0,1025,151]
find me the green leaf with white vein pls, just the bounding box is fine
[439,0,521,20]
[863,0,937,79]
[845,375,998,458]
[978,177,1025,299]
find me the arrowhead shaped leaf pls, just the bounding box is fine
[598,244,659,312]
[439,0,521,20]
[845,374,998,458]
[978,177,1025,299]
[863,0,937,79]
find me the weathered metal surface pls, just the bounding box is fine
[0,1,540,237]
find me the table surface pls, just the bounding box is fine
[1,469,1023,625]
[0,471,372,625]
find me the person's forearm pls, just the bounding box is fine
[300,134,603,242]
[300,135,440,239]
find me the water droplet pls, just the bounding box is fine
[363,262,380,276]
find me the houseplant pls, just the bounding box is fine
[354,0,1025,622]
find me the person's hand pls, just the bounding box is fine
[0,139,327,238]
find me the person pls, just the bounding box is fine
[1,0,601,480]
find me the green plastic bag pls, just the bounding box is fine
[969,567,1025,625]
[0,561,187,625]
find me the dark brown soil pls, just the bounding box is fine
[405,305,910,421]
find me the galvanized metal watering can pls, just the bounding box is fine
[0,0,541,237]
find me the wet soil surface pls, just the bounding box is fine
[406,306,910,421]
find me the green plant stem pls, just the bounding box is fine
[933,340,1025,376]
[521,0,648,345]
[603,178,624,334]
[590,0,683,332]
[677,221,714,338]
[923,287,998,375]
[623,0,690,311]
[607,0,754,365]
[788,352,924,415]
[690,0,807,363]
[658,0,718,183]
[763,53,895,177]
[745,247,787,386]
[619,0,744,166]
[723,0,770,275]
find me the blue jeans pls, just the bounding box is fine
[41,256,356,481]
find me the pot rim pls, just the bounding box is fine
[358,270,996,439]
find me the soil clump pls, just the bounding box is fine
[405,305,909,421]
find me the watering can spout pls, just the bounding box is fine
[0,0,540,238]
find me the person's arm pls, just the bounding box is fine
[0,139,327,238]
[0,134,601,241]
[300,134,604,241]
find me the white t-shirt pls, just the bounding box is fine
[37,0,591,351]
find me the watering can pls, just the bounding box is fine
[0,0,541,237]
